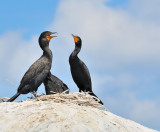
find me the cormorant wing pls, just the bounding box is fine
[18,57,47,90]
[80,60,92,84]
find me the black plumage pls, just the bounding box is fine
[43,72,69,94]
[69,34,103,105]
[7,31,57,102]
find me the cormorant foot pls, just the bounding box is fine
[32,92,39,97]
[27,96,34,99]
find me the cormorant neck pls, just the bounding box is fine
[71,41,82,58]
[39,40,52,60]
[43,46,52,60]
[73,46,81,56]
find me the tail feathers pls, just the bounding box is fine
[7,93,20,102]
[89,92,104,105]
[62,83,70,94]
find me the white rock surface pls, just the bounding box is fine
[0,101,159,132]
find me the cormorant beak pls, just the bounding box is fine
[46,32,57,41]
[52,32,57,34]
[72,34,75,38]
[72,34,79,43]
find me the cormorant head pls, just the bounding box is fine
[39,31,57,49]
[72,34,82,48]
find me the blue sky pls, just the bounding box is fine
[0,0,59,38]
[0,0,160,131]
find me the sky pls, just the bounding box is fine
[0,0,160,130]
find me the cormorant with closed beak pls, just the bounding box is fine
[7,31,57,102]
[69,34,103,105]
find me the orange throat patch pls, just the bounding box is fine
[46,36,53,41]
[74,37,79,43]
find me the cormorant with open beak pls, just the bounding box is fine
[7,31,57,102]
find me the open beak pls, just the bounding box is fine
[52,32,57,34]
[51,32,57,38]
[47,32,57,41]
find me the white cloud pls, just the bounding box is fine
[91,73,136,92]
[51,0,160,70]
[0,31,41,81]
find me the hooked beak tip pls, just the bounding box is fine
[52,32,58,35]
[72,34,75,38]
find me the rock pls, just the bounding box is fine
[0,100,159,132]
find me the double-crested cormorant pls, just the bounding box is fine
[69,34,103,105]
[43,72,69,94]
[7,31,57,102]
